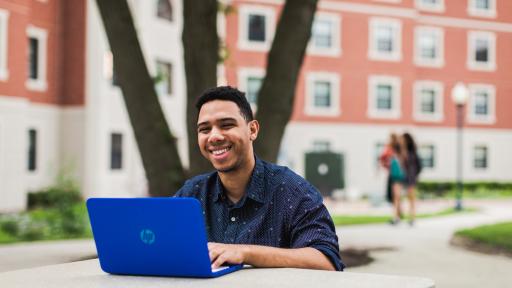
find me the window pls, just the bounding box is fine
[28,129,37,172]
[308,13,341,56]
[368,18,402,61]
[239,6,275,51]
[467,84,495,124]
[238,68,265,111]
[368,76,401,119]
[375,142,386,169]
[418,144,435,168]
[468,0,496,18]
[156,0,173,22]
[155,60,172,96]
[0,9,9,81]
[414,27,444,67]
[110,133,123,170]
[305,72,340,116]
[415,0,445,12]
[26,26,48,91]
[473,145,488,169]
[467,31,496,71]
[414,81,444,122]
[246,76,262,106]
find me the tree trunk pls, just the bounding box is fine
[96,0,185,196]
[182,0,219,176]
[254,0,318,163]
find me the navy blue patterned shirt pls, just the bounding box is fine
[175,157,344,271]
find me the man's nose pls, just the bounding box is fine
[208,127,225,143]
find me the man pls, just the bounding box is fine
[175,86,344,271]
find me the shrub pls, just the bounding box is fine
[27,169,82,210]
[0,219,20,236]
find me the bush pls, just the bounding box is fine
[0,219,20,236]
[27,170,82,210]
[418,181,512,198]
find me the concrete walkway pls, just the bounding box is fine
[0,199,510,287]
[339,199,512,287]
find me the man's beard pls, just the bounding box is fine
[216,157,243,174]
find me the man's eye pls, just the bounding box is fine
[222,123,235,129]
[198,127,210,133]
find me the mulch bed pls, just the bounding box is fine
[450,235,512,258]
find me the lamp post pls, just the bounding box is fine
[451,82,469,211]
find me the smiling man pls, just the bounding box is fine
[175,86,344,271]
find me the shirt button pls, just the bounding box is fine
[231,217,236,222]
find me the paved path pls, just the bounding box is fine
[0,199,510,287]
[339,200,512,288]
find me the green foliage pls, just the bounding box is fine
[456,222,512,252]
[418,181,512,199]
[0,170,91,244]
[27,170,82,210]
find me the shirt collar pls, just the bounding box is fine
[211,156,266,205]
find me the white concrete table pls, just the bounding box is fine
[0,259,435,288]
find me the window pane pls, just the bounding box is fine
[111,133,123,170]
[420,33,436,59]
[475,39,488,62]
[475,0,490,9]
[247,76,262,105]
[474,91,488,115]
[157,0,173,21]
[28,129,37,171]
[376,26,393,52]
[313,19,332,48]
[28,37,39,79]
[474,146,488,168]
[156,61,172,95]
[376,84,392,110]
[314,81,331,107]
[419,145,435,168]
[421,89,436,113]
[248,14,266,42]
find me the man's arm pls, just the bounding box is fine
[208,243,335,271]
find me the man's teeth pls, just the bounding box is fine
[212,147,229,155]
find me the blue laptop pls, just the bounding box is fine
[86,197,243,278]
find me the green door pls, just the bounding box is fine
[305,152,345,197]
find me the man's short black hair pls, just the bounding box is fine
[195,86,254,122]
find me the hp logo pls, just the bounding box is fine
[140,229,155,245]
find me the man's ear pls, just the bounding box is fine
[249,120,260,141]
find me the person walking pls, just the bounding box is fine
[402,132,422,226]
[379,133,405,223]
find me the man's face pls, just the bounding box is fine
[197,100,259,173]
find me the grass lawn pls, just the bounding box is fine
[332,207,477,226]
[455,222,512,252]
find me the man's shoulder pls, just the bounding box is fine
[175,171,216,197]
[261,159,320,199]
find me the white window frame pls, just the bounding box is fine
[413,81,444,122]
[467,84,496,124]
[415,0,445,13]
[305,72,341,117]
[368,18,402,62]
[367,75,401,119]
[467,31,496,72]
[238,5,275,52]
[414,26,444,68]
[26,25,48,91]
[307,12,341,57]
[0,9,9,81]
[468,0,497,18]
[237,67,265,112]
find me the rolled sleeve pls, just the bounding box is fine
[289,187,344,271]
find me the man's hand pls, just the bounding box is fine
[208,242,247,269]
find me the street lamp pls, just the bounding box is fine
[451,82,469,211]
